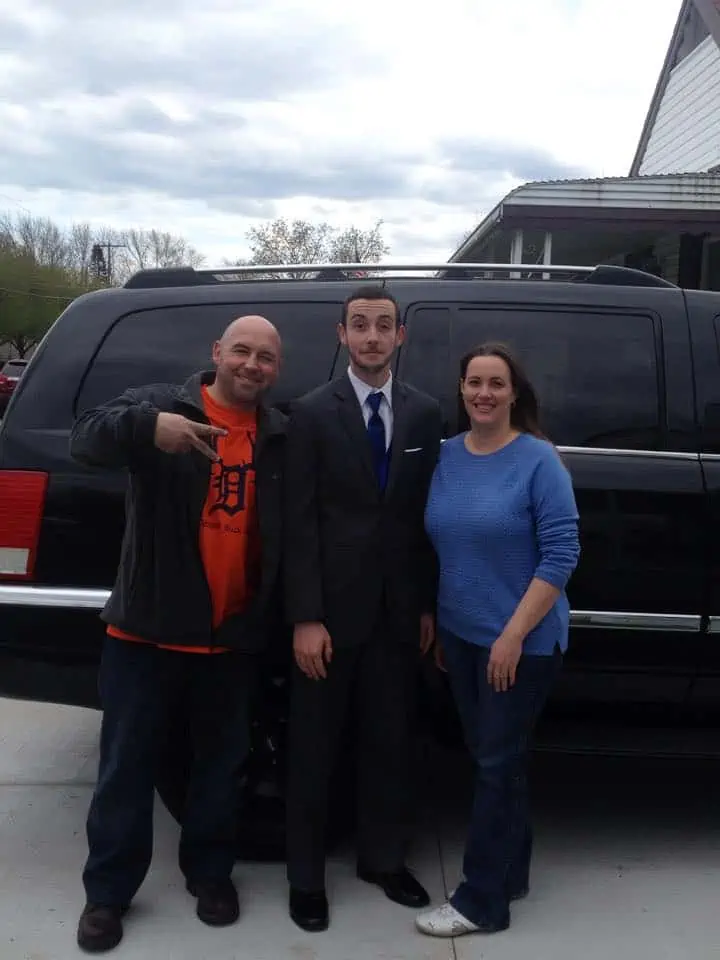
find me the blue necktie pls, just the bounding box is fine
[366,392,388,490]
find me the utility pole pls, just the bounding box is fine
[91,242,127,285]
[104,242,127,285]
[90,244,107,282]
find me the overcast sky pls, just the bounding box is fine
[0,0,681,264]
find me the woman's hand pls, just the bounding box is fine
[487,633,523,692]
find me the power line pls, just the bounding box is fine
[0,271,108,289]
[0,286,81,301]
[0,195,34,217]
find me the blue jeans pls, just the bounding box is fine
[439,629,561,928]
[83,636,257,906]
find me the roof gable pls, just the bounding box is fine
[630,0,720,175]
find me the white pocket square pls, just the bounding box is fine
[404,447,422,453]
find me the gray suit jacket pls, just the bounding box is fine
[284,373,442,648]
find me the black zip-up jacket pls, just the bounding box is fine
[69,370,287,653]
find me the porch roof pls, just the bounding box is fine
[449,173,720,264]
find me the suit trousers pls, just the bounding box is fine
[285,621,419,891]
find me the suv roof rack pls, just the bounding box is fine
[123,262,676,290]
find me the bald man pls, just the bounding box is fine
[70,316,286,953]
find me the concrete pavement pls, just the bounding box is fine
[1,697,719,959]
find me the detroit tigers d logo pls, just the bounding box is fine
[208,432,256,517]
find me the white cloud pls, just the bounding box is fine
[0,0,681,264]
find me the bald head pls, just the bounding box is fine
[220,314,281,352]
[209,313,281,410]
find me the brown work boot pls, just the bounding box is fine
[186,878,240,926]
[77,903,128,953]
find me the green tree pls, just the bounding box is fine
[0,209,206,355]
[0,250,93,357]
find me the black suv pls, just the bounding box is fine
[1,261,719,852]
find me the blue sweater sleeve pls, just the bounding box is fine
[530,447,581,590]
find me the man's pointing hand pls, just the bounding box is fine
[154,412,227,460]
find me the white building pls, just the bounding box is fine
[631,0,720,177]
[448,0,720,289]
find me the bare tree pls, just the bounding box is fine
[232,217,390,279]
[0,213,15,252]
[328,221,389,264]
[0,210,206,286]
[147,229,204,269]
[122,228,152,271]
[67,222,95,283]
[12,214,71,269]
[113,228,205,282]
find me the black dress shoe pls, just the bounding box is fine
[357,866,431,908]
[77,903,129,953]
[289,887,329,932]
[186,878,240,926]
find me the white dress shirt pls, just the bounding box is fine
[347,366,393,449]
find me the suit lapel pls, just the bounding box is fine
[334,375,377,489]
[385,381,409,499]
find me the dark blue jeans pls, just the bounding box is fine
[439,629,561,928]
[82,636,257,906]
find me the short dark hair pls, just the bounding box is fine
[458,341,547,439]
[341,284,401,327]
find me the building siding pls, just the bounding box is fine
[639,35,720,175]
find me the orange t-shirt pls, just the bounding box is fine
[108,386,260,653]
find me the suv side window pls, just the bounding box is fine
[397,305,451,406]
[76,301,342,414]
[402,303,662,448]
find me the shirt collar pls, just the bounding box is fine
[347,365,393,408]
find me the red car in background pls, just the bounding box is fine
[0,359,28,416]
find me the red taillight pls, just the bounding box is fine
[0,376,11,394]
[0,471,48,580]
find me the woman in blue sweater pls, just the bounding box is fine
[417,343,580,939]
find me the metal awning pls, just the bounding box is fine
[450,173,720,267]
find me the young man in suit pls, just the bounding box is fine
[283,285,443,932]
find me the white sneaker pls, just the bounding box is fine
[415,902,481,938]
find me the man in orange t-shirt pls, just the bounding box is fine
[70,315,286,954]
[107,386,262,652]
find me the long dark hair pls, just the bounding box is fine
[457,342,547,439]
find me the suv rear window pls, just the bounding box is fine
[76,300,342,414]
